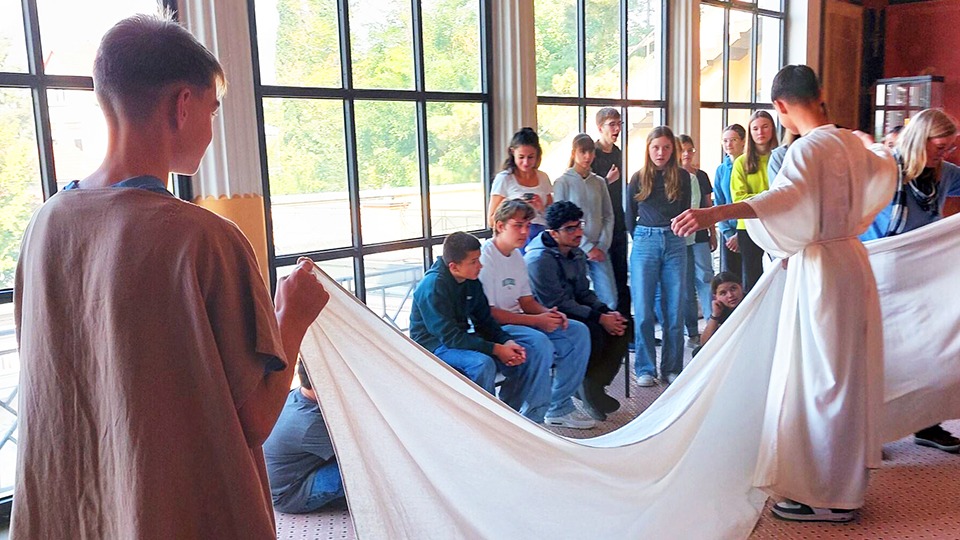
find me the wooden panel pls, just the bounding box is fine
[822,1,863,129]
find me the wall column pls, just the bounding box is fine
[491,0,538,162]
[667,0,699,139]
[180,0,271,284]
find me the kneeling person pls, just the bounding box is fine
[410,232,550,420]
[264,363,344,513]
[693,272,744,355]
[480,199,595,429]
[525,201,630,421]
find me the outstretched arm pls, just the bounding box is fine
[671,202,757,238]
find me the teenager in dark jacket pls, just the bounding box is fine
[524,201,629,421]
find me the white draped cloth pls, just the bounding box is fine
[299,143,960,538]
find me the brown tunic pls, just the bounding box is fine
[13,187,285,539]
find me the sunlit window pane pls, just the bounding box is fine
[47,90,107,189]
[264,98,351,255]
[0,89,42,291]
[626,0,663,101]
[727,9,754,103]
[699,108,724,177]
[37,0,161,76]
[427,102,485,235]
[535,0,577,97]
[349,0,414,90]
[700,4,725,102]
[727,109,753,135]
[278,257,355,295]
[422,0,481,93]
[585,0,620,99]
[537,104,579,181]
[0,0,28,72]
[756,16,781,103]
[363,248,424,331]
[624,107,661,178]
[355,100,422,243]
[255,0,342,88]
[758,0,782,11]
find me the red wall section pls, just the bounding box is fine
[885,1,960,121]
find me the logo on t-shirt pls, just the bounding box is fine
[501,278,516,288]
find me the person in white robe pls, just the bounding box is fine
[672,64,898,522]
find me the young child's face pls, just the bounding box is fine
[512,145,539,173]
[573,147,595,170]
[598,117,622,144]
[449,250,483,281]
[714,281,744,310]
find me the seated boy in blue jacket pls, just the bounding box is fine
[410,232,550,421]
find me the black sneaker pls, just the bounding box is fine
[914,424,960,453]
[595,389,620,414]
[771,500,855,523]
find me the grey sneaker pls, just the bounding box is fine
[666,373,679,384]
[545,407,597,430]
[637,374,656,387]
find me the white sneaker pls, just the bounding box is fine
[637,374,656,387]
[666,373,679,384]
[545,407,597,429]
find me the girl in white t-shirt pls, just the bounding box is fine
[488,127,554,248]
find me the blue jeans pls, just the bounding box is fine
[587,258,618,310]
[434,340,550,422]
[279,460,345,514]
[503,322,590,418]
[630,225,687,379]
[684,242,715,336]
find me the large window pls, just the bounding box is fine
[0,0,174,501]
[535,0,666,184]
[251,0,491,329]
[699,0,785,175]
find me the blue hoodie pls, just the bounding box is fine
[409,257,513,355]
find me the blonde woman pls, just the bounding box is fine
[859,108,960,455]
[861,108,960,241]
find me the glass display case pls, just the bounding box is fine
[874,75,945,139]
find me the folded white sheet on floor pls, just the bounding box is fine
[298,214,960,540]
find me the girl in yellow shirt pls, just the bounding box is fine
[730,110,778,290]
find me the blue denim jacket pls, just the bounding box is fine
[713,156,737,239]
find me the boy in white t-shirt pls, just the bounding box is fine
[479,199,595,428]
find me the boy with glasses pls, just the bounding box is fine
[525,201,630,420]
[592,108,631,317]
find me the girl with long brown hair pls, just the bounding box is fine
[626,126,692,386]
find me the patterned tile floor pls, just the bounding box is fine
[277,344,960,539]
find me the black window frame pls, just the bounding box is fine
[247,0,494,302]
[699,0,788,130]
[535,0,670,174]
